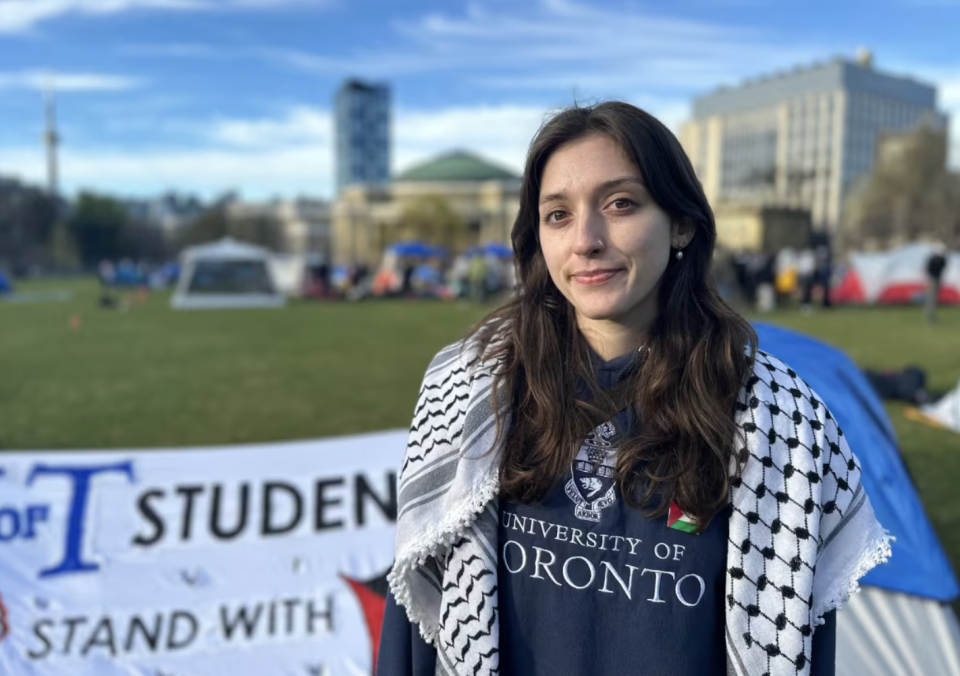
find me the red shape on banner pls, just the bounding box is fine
[0,589,9,644]
[341,573,388,673]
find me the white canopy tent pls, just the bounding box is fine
[171,238,286,310]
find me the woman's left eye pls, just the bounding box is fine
[612,198,635,209]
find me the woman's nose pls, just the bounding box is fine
[571,209,606,256]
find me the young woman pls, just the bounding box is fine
[378,102,890,676]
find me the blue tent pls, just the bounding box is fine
[162,262,181,284]
[0,270,11,295]
[390,241,433,257]
[482,242,513,258]
[114,262,147,287]
[754,322,958,602]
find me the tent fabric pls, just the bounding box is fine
[920,378,960,433]
[389,242,446,258]
[269,253,323,297]
[179,237,273,262]
[0,270,12,295]
[754,322,958,602]
[114,262,147,286]
[481,242,513,258]
[833,242,960,304]
[837,586,960,676]
[171,237,286,310]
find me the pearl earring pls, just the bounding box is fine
[675,249,684,261]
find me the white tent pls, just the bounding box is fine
[268,252,323,297]
[834,242,960,304]
[838,587,960,676]
[919,378,960,434]
[171,238,286,310]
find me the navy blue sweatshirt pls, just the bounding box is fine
[497,349,726,675]
[378,350,836,675]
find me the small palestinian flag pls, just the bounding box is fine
[667,501,700,534]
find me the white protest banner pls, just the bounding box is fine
[0,430,407,676]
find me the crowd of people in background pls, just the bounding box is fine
[715,239,835,314]
[90,236,951,316]
[96,258,180,309]
[310,242,517,302]
[716,237,951,320]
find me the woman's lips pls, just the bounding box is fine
[571,269,623,286]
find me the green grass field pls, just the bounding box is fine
[2,279,959,578]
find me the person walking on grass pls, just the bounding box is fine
[469,253,489,303]
[797,247,816,315]
[926,242,948,324]
[379,102,890,676]
[813,240,833,308]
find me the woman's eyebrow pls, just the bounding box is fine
[539,192,566,206]
[538,176,646,206]
[597,176,645,192]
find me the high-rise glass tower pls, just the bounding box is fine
[335,79,391,193]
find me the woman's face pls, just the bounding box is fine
[538,132,692,337]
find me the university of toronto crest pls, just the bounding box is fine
[566,421,618,522]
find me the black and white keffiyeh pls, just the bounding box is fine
[388,340,891,676]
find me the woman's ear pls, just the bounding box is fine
[671,218,695,249]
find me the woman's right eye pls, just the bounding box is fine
[545,210,567,223]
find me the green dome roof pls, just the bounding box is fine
[394,150,520,183]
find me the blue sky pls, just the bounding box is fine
[1,0,958,200]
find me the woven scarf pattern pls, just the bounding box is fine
[389,340,891,676]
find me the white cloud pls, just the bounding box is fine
[394,98,692,173]
[115,1,822,101]
[0,144,332,199]
[208,106,332,147]
[0,0,207,33]
[0,105,335,198]
[231,0,328,6]
[0,69,141,91]
[0,0,328,33]
[938,76,960,112]
[940,78,960,168]
[394,105,546,174]
[388,0,822,92]
[0,99,700,199]
[118,42,219,58]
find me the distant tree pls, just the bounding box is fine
[177,202,286,253]
[0,177,60,273]
[844,126,960,249]
[47,222,80,270]
[122,220,169,261]
[230,214,284,251]
[182,205,230,247]
[67,192,131,265]
[395,195,468,251]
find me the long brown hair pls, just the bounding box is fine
[468,101,756,526]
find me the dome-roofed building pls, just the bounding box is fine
[332,150,521,265]
[394,150,520,183]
